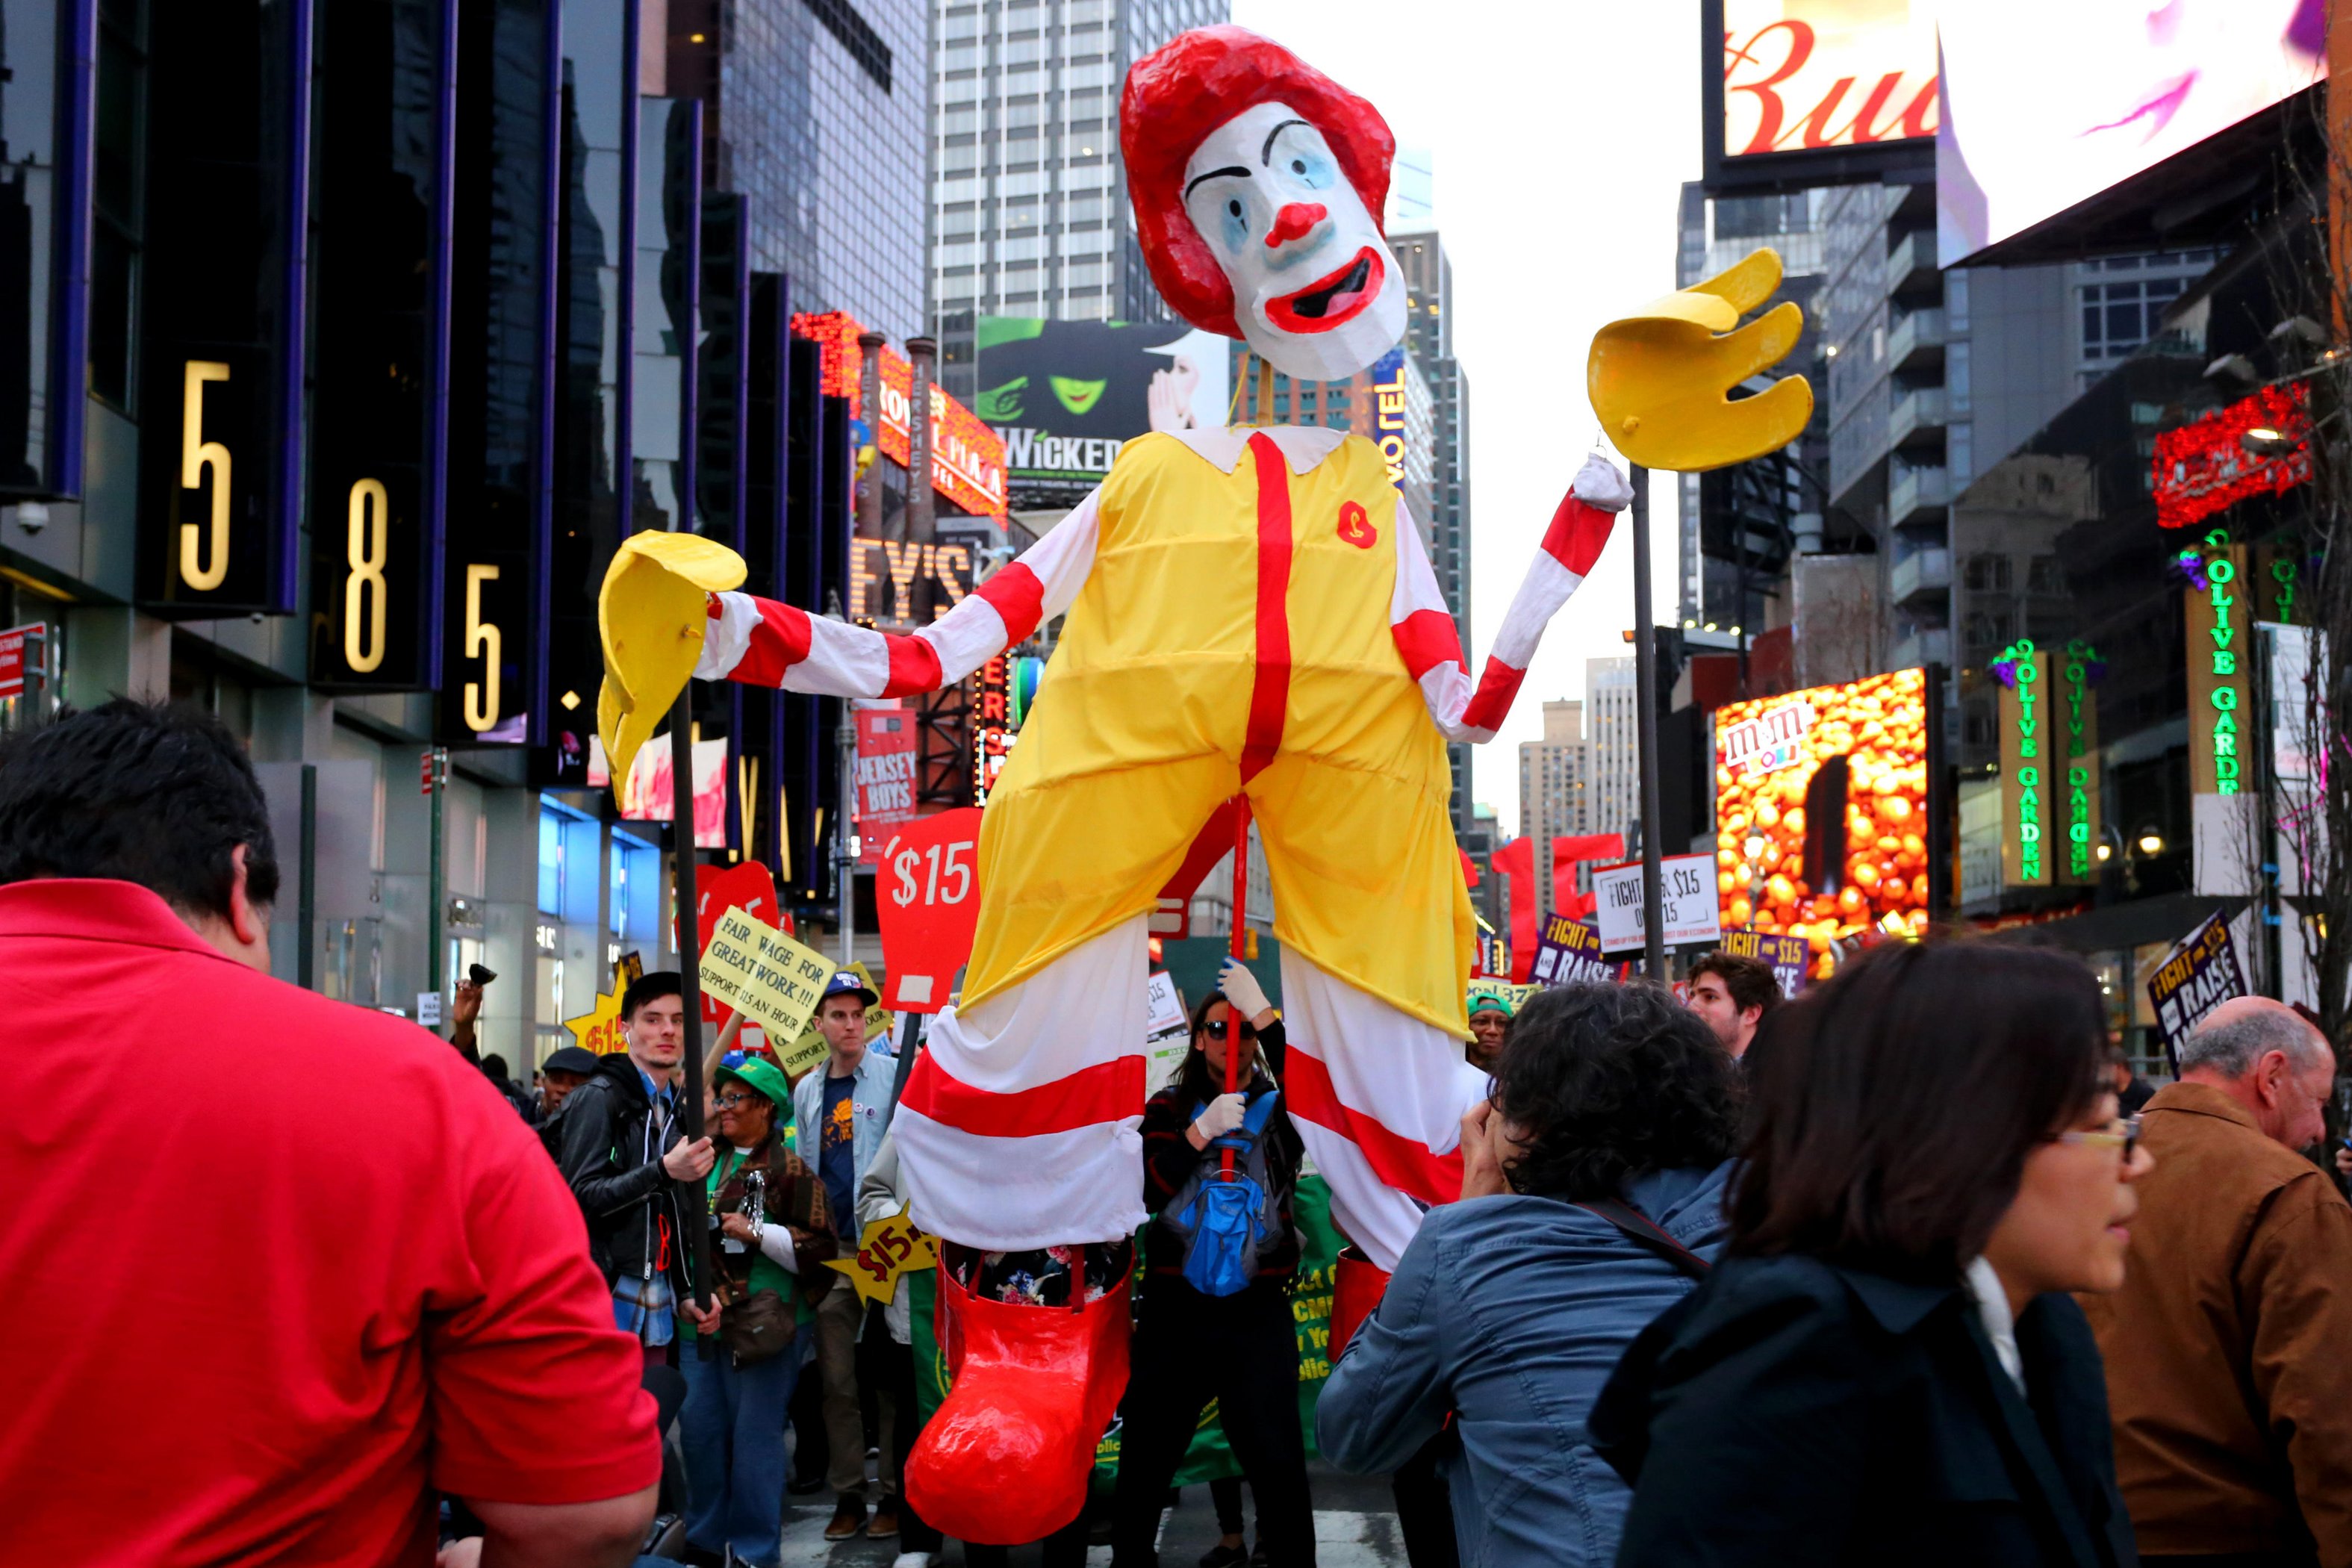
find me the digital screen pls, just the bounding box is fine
[1938,0,2322,263]
[1714,0,1938,164]
[1712,668,1929,971]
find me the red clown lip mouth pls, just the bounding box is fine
[1265,247,1383,334]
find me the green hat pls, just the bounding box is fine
[714,1057,792,1113]
[1468,989,1516,1019]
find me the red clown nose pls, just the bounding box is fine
[1266,201,1327,247]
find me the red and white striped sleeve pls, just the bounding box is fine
[1391,454,1629,743]
[694,488,1103,696]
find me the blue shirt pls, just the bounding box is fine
[1318,1163,1734,1568]
[820,1071,858,1239]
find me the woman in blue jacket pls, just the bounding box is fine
[1316,982,1740,1568]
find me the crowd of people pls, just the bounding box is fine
[10,697,2352,1568]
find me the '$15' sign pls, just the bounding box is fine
[822,1205,940,1307]
[873,806,983,1014]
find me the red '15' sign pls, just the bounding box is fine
[873,808,983,1013]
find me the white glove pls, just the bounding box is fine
[1219,957,1271,1021]
[1570,452,1634,512]
[1192,1092,1248,1142]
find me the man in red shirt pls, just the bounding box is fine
[0,700,664,1566]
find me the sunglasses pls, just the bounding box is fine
[1200,1019,1257,1042]
[2055,1113,2143,1161]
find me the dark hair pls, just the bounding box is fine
[482,1054,511,1080]
[1687,951,1779,1018]
[1168,987,1251,1107]
[1489,981,1741,1201]
[0,698,281,918]
[1730,940,2108,1282]
[622,971,683,1019]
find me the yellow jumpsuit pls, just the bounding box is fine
[962,428,1473,1039]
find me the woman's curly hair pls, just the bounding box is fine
[1489,981,1742,1201]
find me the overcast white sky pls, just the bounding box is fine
[1231,0,1702,835]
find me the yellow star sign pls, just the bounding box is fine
[564,986,626,1056]
[823,1204,940,1307]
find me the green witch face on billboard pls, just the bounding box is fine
[976,318,1231,504]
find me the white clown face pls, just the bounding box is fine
[1180,100,1406,385]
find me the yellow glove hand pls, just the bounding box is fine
[596,531,747,800]
[1586,247,1814,474]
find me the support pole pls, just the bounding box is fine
[671,697,712,1310]
[427,746,447,994]
[1223,795,1250,1180]
[836,703,856,964]
[1630,464,1667,980]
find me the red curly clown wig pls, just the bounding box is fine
[1119,26,1396,339]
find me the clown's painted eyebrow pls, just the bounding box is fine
[1184,165,1250,202]
[1260,119,1310,164]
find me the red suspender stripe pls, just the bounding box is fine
[1392,607,1469,679]
[897,1051,1145,1138]
[882,632,945,697]
[1241,432,1293,783]
[1460,656,1529,735]
[975,561,1047,645]
[731,596,816,687]
[1282,1046,1462,1207]
[1540,493,1614,577]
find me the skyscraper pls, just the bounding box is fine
[687,0,931,342]
[929,0,1227,391]
[1390,225,1472,832]
[1584,656,1639,850]
[1518,699,1588,917]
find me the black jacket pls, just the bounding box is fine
[1591,1252,2137,1568]
[551,1052,695,1296]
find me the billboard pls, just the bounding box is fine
[1938,1,2322,264]
[1712,668,1930,971]
[1703,0,1938,193]
[790,311,1009,515]
[975,318,1230,508]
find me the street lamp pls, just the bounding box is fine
[2241,426,2296,458]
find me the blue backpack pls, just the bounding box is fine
[1170,1088,1284,1298]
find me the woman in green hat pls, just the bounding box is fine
[679,1056,836,1568]
[1466,990,1516,1074]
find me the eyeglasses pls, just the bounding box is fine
[1200,1020,1257,1042]
[2056,1113,2143,1161]
[715,1092,757,1109]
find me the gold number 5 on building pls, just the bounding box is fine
[464,563,501,731]
[178,361,231,592]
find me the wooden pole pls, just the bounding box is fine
[671,699,712,1310]
[1222,796,1251,1180]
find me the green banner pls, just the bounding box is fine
[911,1174,1343,1487]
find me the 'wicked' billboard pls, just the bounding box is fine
[976,317,1228,509]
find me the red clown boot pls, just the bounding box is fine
[904,1270,1134,1546]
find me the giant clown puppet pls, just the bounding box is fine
[597,25,1809,1543]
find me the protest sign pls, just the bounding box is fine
[1529,913,1614,986]
[1592,853,1724,953]
[1717,927,1811,998]
[699,908,833,1050]
[2147,910,2247,1067]
[854,709,921,866]
[688,860,780,1024]
[824,1204,940,1307]
[1466,980,1539,1015]
[873,807,985,1011]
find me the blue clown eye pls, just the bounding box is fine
[1288,148,1337,190]
[1221,196,1249,251]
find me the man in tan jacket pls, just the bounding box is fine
[2083,995,2351,1567]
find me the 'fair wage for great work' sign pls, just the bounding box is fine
[700,909,833,1045]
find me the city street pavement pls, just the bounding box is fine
[777,1460,1406,1567]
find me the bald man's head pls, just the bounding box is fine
[2179,995,2336,1148]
